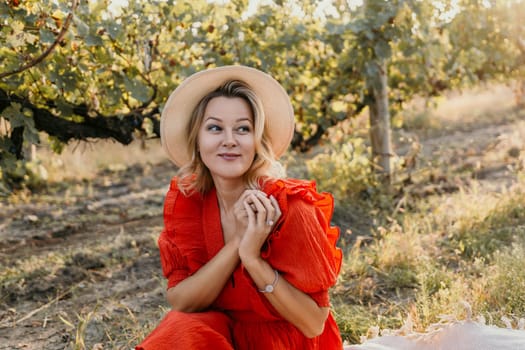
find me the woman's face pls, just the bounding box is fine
[197,96,256,184]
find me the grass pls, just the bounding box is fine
[2,83,525,348]
[325,83,525,343]
[400,83,522,136]
[34,137,166,183]
[331,176,525,343]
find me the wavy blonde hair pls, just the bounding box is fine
[176,80,285,195]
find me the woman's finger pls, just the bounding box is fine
[243,200,256,224]
[256,192,281,226]
[233,203,249,219]
[255,193,275,226]
[242,191,281,229]
[241,190,262,212]
[247,194,268,228]
[235,190,259,216]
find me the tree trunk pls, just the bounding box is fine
[367,60,393,179]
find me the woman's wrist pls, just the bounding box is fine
[239,252,264,270]
[240,256,280,294]
[228,235,241,247]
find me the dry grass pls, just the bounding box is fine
[429,84,514,124]
[35,137,167,183]
[327,83,525,344]
[400,83,521,134]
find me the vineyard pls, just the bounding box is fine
[1,0,525,348]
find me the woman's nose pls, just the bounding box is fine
[222,129,237,147]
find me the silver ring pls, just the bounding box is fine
[266,220,274,226]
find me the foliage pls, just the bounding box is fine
[306,131,377,203]
[1,0,524,192]
[333,176,525,340]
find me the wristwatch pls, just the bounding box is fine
[259,269,279,293]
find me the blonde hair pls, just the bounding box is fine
[176,80,284,195]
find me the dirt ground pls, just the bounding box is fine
[1,94,524,349]
[0,161,174,349]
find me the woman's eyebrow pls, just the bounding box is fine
[236,117,252,123]
[204,116,252,123]
[204,116,222,122]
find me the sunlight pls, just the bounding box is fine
[107,0,365,19]
[347,0,363,10]
[107,0,128,14]
[433,0,461,22]
[107,0,469,22]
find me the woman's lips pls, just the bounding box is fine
[219,153,241,160]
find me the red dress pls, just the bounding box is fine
[137,178,343,349]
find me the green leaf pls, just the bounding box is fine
[105,85,122,105]
[106,23,122,40]
[348,20,365,35]
[0,136,13,149]
[0,2,10,20]
[93,47,113,64]
[55,71,78,91]
[39,28,56,44]
[48,136,65,154]
[24,32,38,45]
[55,98,74,117]
[85,33,103,46]
[6,32,25,48]
[74,16,90,37]
[11,20,24,33]
[2,102,25,128]
[1,102,38,145]
[0,150,18,177]
[23,124,40,145]
[124,76,151,103]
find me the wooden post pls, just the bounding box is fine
[368,60,393,180]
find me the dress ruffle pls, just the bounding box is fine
[160,177,208,288]
[261,179,343,306]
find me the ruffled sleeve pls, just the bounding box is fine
[158,229,188,289]
[158,177,207,289]
[261,179,342,307]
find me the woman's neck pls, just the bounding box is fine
[213,178,245,213]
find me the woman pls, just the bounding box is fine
[137,65,343,349]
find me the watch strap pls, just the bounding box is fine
[258,269,279,293]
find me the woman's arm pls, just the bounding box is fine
[238,192,330,338]
[166,237,240,312]
[242,257,329,338]
[165,189,262,312]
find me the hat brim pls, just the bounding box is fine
[160,65,295,167]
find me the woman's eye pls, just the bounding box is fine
[238,125,251,133]
[207,125,221,132]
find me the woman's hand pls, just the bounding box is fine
[232,189,258,238]
[238,191,281,263]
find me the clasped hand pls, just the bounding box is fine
[233,189,282,261]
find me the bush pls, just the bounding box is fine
[306,134,377,203]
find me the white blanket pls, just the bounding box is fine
[345,321,525,350]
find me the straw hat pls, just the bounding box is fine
[160,65,295,167]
